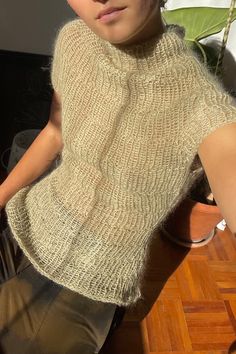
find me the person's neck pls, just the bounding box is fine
[116,12,165,47]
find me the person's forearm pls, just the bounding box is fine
[0,126,63,207]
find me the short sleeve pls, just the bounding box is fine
[182,54,236,159]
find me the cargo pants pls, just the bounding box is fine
[0,225,117,354]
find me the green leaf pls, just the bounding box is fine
[162,7,236,42]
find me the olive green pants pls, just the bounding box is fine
[0,226,117,354]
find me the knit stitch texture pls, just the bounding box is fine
[6,19,236,306]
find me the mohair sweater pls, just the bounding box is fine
[6,19,236,306]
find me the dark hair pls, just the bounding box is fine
[160,0,167,8]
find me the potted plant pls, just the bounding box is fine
[160,2,236,248]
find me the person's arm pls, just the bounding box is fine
[198,121,236,235]
[0,91,63,209]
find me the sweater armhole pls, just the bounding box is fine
[183,95,236,160]
[50,29,65,94]
[182,55,236,161]
[50,20,80,94]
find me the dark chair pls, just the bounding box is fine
[99,305,126,352]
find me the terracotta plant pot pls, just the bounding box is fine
[161,197,223,248]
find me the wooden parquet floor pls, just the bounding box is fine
[100,227,236,354]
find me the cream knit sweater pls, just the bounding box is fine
[6,19,236,306]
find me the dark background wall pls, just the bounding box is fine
[0,0,75,55]
[0,52,52,181]
[0,1,75,181]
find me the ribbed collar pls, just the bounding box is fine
[78,20,186,74]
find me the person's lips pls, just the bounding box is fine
[97,7,126,20]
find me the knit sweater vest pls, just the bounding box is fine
[6,19,236,306]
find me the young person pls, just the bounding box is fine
[1,0,236,353]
